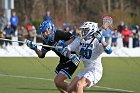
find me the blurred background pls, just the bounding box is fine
[0,0,140,56]
[1,0,140,27]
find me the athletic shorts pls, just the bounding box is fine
[55,58,78,79]
[77,66,103,88]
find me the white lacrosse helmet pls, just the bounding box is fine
[79,21,98,38]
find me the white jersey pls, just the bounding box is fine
[68,36,104,68]
[68,36,105,86]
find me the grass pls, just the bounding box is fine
[0,57,140,93]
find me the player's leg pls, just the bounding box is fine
[54,73,68,93]
[76,77,91,93]
[54,58,78,93]
[76,66,103,93]
[67,76,92,93]
[67,76,79,93]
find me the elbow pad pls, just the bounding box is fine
[103,45,112,54]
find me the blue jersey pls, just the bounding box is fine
[40,30,72,59]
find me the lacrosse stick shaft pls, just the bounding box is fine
[37,44,56,49]
[0,38,56,49]
[0,38,25,43]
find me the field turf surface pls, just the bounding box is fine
[0,57,140,93]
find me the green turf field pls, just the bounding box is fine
[0,57,140,93]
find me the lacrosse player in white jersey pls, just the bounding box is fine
[58,17,113,93]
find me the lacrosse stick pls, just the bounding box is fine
[0,38,56,49]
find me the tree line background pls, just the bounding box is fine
[5,0,140,28]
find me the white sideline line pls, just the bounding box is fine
[94,86,135,93]
[0,73,135,93]
[0,73,53,81]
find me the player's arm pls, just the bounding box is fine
[59,46,80,66]
[65,37,75,45]
[56,36,81,66]
[54,31,77,53]
[25,40,47,58]
[101,40,112,54]
[56,35,80,55]
[93,31,112,54]
[35,48,47,58]
[65,34,79,45]
[56,30,77,45]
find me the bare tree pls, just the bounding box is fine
[108,0,111,13]
[13,0,140,26]
[120,0,124,11]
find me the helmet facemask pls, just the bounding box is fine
[102,16,113,29]
[80,28,89,36]
[41,28,50,39]
[39,20,55,42]
[41,28,54,42]
[79,22,98,39]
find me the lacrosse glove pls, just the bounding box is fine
[93,31,103,43]
[60,47,71,57]
[69,54,80,66]
[25,40,37,50]
[55,40,66,52]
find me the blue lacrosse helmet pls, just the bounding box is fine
[39,20,55,33]
[39,20,55,42]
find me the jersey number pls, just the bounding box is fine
[79,48,92,59]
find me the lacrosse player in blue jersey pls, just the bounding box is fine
[25,20,79,93]
[58,19,113,93]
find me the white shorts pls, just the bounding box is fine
[77,66,103,88]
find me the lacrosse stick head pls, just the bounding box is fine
[102,16,113,29]
[79,21,98,39]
